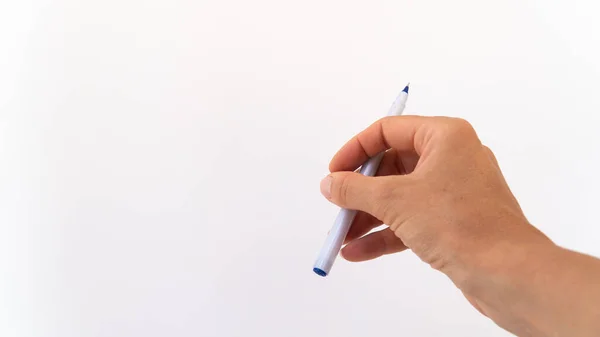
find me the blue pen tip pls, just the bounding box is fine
[313,268,327,277]
[402,83,410,93]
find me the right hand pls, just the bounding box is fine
[320,116,557,335]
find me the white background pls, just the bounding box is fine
[2,0,600,336]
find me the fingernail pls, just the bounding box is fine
[320,176,332,199]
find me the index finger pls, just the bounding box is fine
[329,115,433,172]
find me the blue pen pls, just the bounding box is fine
[313,84,410,277]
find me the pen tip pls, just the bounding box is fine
[402,82,410,93]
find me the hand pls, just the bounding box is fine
[320,116,548,269]
[320,116,600,336]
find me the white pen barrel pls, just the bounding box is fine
[313,85,409,277]
[312,152,385,276]
[313,209,358,276]
[358,151,385,176]
[388,101,406,117]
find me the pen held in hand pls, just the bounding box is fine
[313,84,410,277]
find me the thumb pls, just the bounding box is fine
[320,171,389,216]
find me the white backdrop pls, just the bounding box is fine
[2,1,600,336]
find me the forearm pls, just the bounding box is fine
[514,246,600,337]
[459,237,600,337]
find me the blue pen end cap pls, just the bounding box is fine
[313,268,327,277]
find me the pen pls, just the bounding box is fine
[313,84,410,277]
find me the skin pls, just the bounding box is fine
[319,116,600,337]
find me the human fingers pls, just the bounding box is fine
[341,228,408,262]
[329,116,479,173]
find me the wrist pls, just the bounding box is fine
[448,223,586,336]
[458,235,600,337]
[448,221,557,297]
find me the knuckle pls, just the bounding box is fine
[432,117,479,145]
[379,115,399,125]
[446,118,475,136]
[482,145,496,157]
[482,145,499,164]
[336,174,351,203]
[371,181,393,218]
